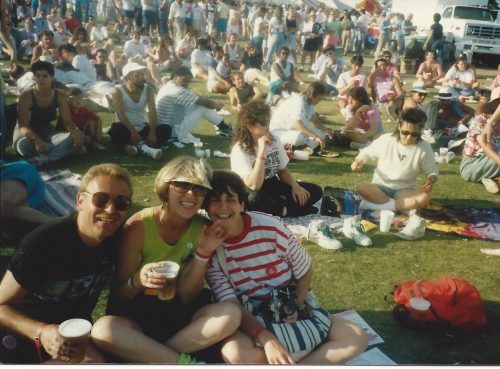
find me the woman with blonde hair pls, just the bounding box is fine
[91,156,241,363]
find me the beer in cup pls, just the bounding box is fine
[154,261,180,300]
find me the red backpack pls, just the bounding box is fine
[391,276,487,333]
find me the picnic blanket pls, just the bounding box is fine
[38,169,81,217]
[364,204,500,242]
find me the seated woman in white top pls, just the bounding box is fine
[442,55,478,98]
[231,100,323,218]
[269,82,333,152]
[351,108,439,240]
[190,37,213,80]
[207,53,233,94]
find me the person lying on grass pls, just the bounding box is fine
[350,108,439,240]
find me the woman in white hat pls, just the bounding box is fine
[91,156,241,363]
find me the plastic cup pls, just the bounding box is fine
[379,210,395,232]
[58,319,92,363]
[439,147,449,156]
[387,91,395,101]
[153,261,180,300]
[459,95,467,104]
[353,79,360,87]
[293,150,310,161]
[205,148,211,158]
[447,151,455,161]
[195,148,205,158]
[409,297,431,312]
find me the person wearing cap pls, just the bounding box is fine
[460,98,500,194]
[13,60,84,167]
[156,66,233,143]
[0,163,133,363]
[415,50,443,88]
[336,54,367,115]
[107,62,170,160]
[91,156,242,364]
[432,86,475,148]
[351,108,439,240]
[311,45,346,95]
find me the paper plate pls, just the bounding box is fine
[318,150,340,158]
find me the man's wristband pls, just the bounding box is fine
[35,323,47,363]
[127,275,143,292]
[250,326,266,340]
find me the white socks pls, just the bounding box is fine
[359,198,396,211]
[138,143,162,160]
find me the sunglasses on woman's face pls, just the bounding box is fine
[170,181,208,197]
[400,130,420,138]
[82,191,132,211]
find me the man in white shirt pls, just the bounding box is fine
[156,66,233,143]
[169,0,185,42]
[58,43,96,83]
[123,29,147,59]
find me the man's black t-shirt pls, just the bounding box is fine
[8,213,120,324]
[431,22,443,41]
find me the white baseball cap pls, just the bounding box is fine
[122,62,146,78]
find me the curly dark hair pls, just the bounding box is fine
[232,100,271,156]
[393,108,427,142]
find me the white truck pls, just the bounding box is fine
[392,0,500,61]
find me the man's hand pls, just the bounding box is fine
[40,324,78,362]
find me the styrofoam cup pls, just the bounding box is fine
[58,319,92,363]
[379,210,395,232]
[293,150,310,160]
[409,297,431,312]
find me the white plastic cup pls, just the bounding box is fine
[447,151,455,161]
[58,319,92,363]
[293,150,309,161]
[409,297,431,312]
[205,148,211,158]
[193,141,203,148]
[153,261,180,300]
[439,147,449,156]
[379,210,395,232]
[195,148,205,158]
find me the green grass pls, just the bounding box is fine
[2,54,500,364]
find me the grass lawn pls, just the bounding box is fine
[1,53,499,364]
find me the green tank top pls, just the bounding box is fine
[139,207,203,269]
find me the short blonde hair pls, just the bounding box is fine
[80,163,133,195]
[155,156,213,202]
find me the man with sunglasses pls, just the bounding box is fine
[0,163,133,363]
[351,108,439,240]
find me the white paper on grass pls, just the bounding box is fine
[346,347,397,365]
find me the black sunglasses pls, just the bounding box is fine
[400,130,421,138]
[83,191,132,211]
[170,181,208,197]
[417,92,427,97]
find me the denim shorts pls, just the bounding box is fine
[376,184,400,199]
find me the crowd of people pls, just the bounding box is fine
[1,0,500,364]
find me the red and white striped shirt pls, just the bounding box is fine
[206,212,311,302]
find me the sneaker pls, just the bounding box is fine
[342,215,372,246]
[215,123,233,137]
[139,144,162,160]
[481,178,499,194]
[124,144,138,156]
[397,211,425,240]
[306,220,342,250]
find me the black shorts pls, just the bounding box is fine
[303,35,323,52]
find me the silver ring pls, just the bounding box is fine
[145,272,149,280]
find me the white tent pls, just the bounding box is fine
[318,0,359,10]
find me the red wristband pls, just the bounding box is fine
[195,249,211,261]
[258,156,266,160]
[35,323,47,363]
[251,326,266,340]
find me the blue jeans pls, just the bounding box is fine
[264,32,285,66]
[430,39,446,63]
[251,36,264,56]
[160,9,169,35]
